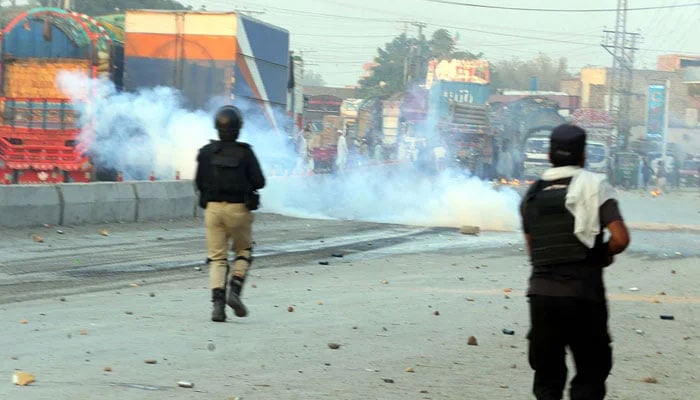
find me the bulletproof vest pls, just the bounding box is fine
[524,178,592,267]
[209,143,249,195]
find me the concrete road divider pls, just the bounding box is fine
[0,185,61,227]
[59,183,137,225]
[132,180,197,221]
[1,181,201,228]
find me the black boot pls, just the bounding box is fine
[227,276,248,317]
[211,288,226,322]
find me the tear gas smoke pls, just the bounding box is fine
[58,73,521,231]
[58,72,213,180]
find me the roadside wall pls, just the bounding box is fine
[0,180,200,227]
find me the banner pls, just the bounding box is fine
[425,59,490,89]
[646,84,666,139]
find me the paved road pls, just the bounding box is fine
[1,190,699,399]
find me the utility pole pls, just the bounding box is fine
[401,21,427,86]
[601,0,640,151]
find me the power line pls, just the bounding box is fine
[425,0,700,12]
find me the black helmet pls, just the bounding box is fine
[214,105,243,140]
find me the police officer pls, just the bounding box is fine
[195,105,265,322]
[520,124,630,400]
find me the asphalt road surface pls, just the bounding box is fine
[1,190,699,399]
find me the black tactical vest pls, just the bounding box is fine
[210,143,249,195]
[524,177,602,267]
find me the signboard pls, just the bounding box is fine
[646,84,666,139]
[340,98,364,117]
[425,59,490,89]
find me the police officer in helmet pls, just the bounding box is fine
[195,105,265,322]
[520,124,630,400]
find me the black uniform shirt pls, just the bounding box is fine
[521,196,623,301]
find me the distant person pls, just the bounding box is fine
[195,105,266,322]
[335,130,348,173]
[656,161,667,192]
[671,157,681,189]
[296,128,309,173]
[637,158,644,189]
[642,158,652,190]
[520,124,630,400]
[374,142,383,161]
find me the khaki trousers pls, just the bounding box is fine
[205,202,253,289]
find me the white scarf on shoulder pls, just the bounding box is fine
[541,166,616,248]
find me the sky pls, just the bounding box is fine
[180,0,699,87]
[19,0,700,87]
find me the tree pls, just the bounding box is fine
[302,70,326,86]
[358,33,415,98]
[358,29,482,98]
[490,53,572,91]
[429,29,455,59]
[70,0,188,15]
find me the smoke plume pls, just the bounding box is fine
[58,73,521,231]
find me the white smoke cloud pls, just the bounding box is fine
[58,73,521,231]
[58,72,213,180]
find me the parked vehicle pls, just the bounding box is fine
[0,7,124,184]
[1,8,292,184]
[680,159,700,186]
[124,10,290,132]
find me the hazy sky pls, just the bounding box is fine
[185,0,699,87]
[51,1,700,87]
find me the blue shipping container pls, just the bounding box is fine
[428,81,490,120]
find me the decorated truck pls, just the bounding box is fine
[0,8,292,184]
[0,7,124,184]
[426,59,493,177]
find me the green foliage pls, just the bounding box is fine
[358,29,481,98]
[71,0,190,15]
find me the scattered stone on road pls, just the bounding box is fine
[328,343,341,350]
[177,381,195,388]
[100,229,109,237]
[433,310,440,316]
[144,359,158,364]
[405,367,414,373]
[103,366,112,372]
[31,234,44,243]
[13,371,36,386]
[459,225,480,235]
[287,306,294,312]
[382,378,395,383]
[468,336,478,346]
